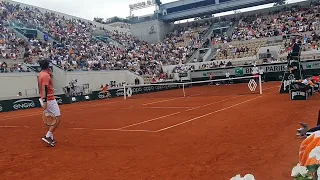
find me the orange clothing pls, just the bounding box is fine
[38,70,54,100]
[299,132,320,166]
[102,86,108,93]
[312,76,320,83]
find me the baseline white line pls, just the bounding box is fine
[0,125,20,128]
[0,126,156,133]
[156,92,273,132]
[117,96,239,130]
[0,99,123,121]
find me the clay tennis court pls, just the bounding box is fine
[1,81,319,180]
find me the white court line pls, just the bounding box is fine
[0,90,216,120]
[142,107,193,109]
[0,125,20,128]
[117,96,239,130]
[0,85,279,121]
[117,112,182,130]
[155,91,276,132]
[141,90,220,106]
[0,126,156,133]
[68,127,156,133]
[0,99,123,121]
[0,87,277,132]
[142,97,184,106]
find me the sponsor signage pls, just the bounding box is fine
[13,99,35,110]
[192,60,320,79]
[243,64,286,74]
[0,97,41,112]
[97,91,111,99]
[149,26,156,34]
[305,62,320,69]
[291,90,308,100]
[179,72,188,77]
[0,83,185,113]
[129,0,155,9]
[55,96,63,104]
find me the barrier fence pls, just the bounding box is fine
[0,84,183,113]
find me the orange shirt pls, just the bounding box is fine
[312,76,320,83]
[38,70,54,100]
[102,86,108,93]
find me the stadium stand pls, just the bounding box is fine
[1,0,320,83]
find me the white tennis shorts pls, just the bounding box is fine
[45,99,61,117]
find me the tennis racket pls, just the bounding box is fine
[39,98,58,126]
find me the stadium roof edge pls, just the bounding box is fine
[3,0,131,34]
[159,0,285,22]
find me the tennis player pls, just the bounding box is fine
[102,84,109,99]
[38,60,61,147]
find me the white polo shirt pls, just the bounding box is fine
[259,69,264,75]
[252,67,259,75]
[225,72,230,78]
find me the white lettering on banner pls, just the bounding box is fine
[143,86,154,92]
[310,62,320,68]
[245,65,286,74]
[116,89,125,97]
[131,87,143,93]
[283,74,296,91]
[13,99,35,110]
[292,91,306,97]
[127,87,133,97]
[116,88,134,97]
[125,85,179,98]
[54,96,63,104]
[98,91,111,99]
[72,97,76,102]
[265,65,286,72]
[0,104,2,112]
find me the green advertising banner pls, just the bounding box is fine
[235,67,244,76]
[0,83,183,113]
[0,97,42,113]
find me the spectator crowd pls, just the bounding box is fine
[1,1,320,79]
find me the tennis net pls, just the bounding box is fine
[123,75,262,99]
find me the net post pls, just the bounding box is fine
[259,75,263,95]
[183,83,186,97]
[123,84,127,100]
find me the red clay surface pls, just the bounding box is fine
[0,82,319,180]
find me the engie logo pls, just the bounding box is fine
[55,96,63,104]
[13,99,35,110]
[0,104,3,112]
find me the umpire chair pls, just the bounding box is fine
[279,41,303,94]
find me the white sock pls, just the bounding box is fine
[45,131,52,138]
